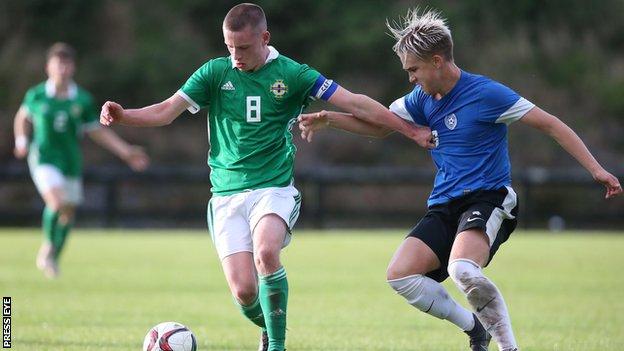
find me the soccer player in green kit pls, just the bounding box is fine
[100,4,434,350]
[13,43,149,279]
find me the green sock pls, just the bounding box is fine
[259,267,288,351]
[52,220,73,260]
[42,207,59,244]
[236,294,266,329]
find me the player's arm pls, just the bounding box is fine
[13,106,32,159]
[100,93,190,127]
[520,106,622,198]
[87,128,150,171]
[326,86,435,149]
[298,110,393,142]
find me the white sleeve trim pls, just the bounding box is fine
[21,104,33,120]
[176,90,200,114]
[496,97,535,125]
[389,98,413,122]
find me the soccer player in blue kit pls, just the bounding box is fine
[298,8,622,351]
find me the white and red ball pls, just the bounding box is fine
[143,321,197,351]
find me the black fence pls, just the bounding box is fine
[1,165,622,230]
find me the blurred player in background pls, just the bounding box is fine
[99,3,432,350]
[13,43,149,279]
[298,8,622,351]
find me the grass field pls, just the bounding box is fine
[1,229,623,351]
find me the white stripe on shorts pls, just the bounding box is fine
[484,186,517,246]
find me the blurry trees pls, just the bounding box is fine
[1,0,623,169]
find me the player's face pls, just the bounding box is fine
[46,56,75,84]
[400,53,441,95]
[223,26,270,72]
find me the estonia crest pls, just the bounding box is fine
[270,79,288,98]
[444,113,457,130]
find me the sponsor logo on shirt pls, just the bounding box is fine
[221,81,235,91]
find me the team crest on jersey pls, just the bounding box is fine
[444,113,458,130]
[71,104,82,118]
[40,103,49,114]
[270,79,288,98]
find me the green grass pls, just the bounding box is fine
[1,229,624,350]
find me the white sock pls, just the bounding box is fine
[388,274,474,331]
[448,259,519,351]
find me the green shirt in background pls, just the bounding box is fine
[22,81,100,177]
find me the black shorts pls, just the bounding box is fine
[407,187,519,282]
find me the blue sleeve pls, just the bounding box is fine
[478,81,524,124]
[404,89,427,126]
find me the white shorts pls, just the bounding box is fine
[29,164,83,205]
[207,185,302,260]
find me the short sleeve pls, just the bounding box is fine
[295,65,339,108]
[81,93,101,132]
[178,61,213,114]
[480,82,535,125]
[20,88,36,120]
[389,89,427,126]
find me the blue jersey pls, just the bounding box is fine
[390,70,535,207]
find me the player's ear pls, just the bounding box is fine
[431,55,443,69]
[262,30,270,45]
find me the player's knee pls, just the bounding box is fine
[387,273,423,294]
[254,247,280,273]
[386,261,423,281]
[58,208,75,224]
[448,258,482,290]
[231,284,258,305]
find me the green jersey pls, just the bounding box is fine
[179,47,338,195]
[22,81,100,177]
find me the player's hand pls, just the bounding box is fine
[298,111,329,143]
[124,145,150,172]
[100,101,124,126]
[408,125,437,149]
[592,169,622,199]
[13,146,28,159]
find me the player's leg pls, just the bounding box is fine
[253,214,288,351]
[448,187,519,351]
[51,178,82,262]
[250,185,301,351]
[208,195,266,331]
[30,164,65,277]
[386,210,477,334]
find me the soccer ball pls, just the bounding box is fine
[143,321,197,351]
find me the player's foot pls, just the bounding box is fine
[43,259,59,279]
[36,242,53,270]
[465,314,491,351]
[257,330,268,351]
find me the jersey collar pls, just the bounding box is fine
[231,46,279,69]
[45,80,78,100]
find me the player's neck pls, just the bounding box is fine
[436,64,461,98]
[51,79,71,98]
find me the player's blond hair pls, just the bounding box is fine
[387,8,453,61]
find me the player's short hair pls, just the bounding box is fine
[46,42,76,62]
[223,3,267,32]
[387,8,453,61]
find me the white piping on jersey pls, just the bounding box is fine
[45,79,78,100]
[177,89,200,114]
[496,97,535,125]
